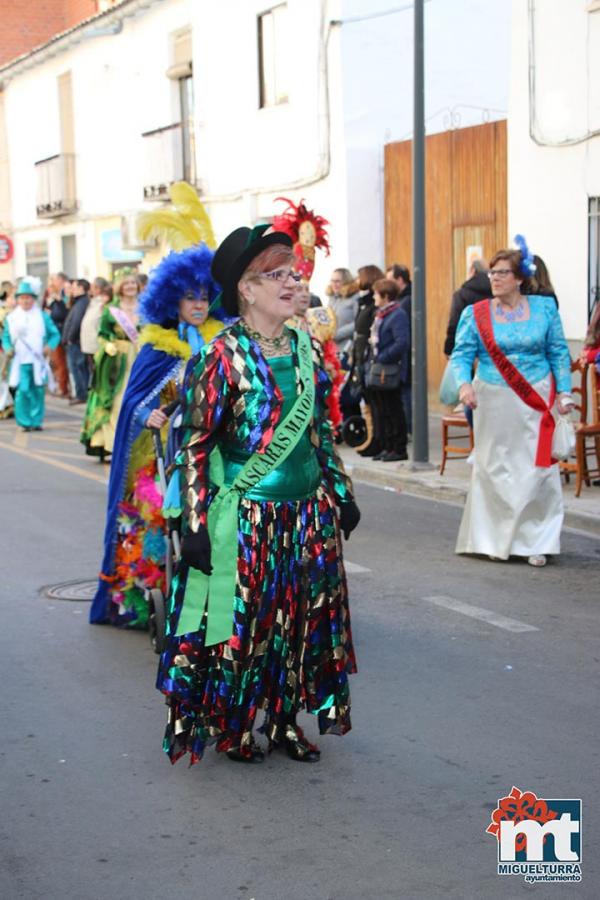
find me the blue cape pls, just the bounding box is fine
[90,342,184,623]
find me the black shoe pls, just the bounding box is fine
[21,427,31,432]
[274,724,320,763]
[32,426,43,431]
[226,738,265,764]
[373,450,387,461]
[382,450,408,462]
[358,443,382,457]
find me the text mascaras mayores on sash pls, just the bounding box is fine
[235,386,314,491]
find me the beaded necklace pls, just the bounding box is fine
[241,320,291,357]
[495,299,526,323]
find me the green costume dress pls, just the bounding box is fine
[81,302,139,456]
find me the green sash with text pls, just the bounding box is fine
[176,327,315,644]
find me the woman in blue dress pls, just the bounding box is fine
[451,247,573,567]
[90,244,225,628]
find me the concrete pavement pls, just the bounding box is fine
[1,398,598,899]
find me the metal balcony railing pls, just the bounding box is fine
[34,153,77,218]
[141,121,196,200]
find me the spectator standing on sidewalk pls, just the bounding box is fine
[386,264,413,433]
[80,277,112,374]
[62,278,90,404]
[444,259,489,357]
[527,255,558,308]
[367,278,409,461]
[352,264,384,454]
[326,268,360,361]
[44,272,71,397]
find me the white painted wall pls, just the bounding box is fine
[191,0,348,300]
[3,0,193,276]
[2,0,511,300]
[339,0,511,271]
[509,0,600,340]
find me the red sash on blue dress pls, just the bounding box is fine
[473,300,556,467]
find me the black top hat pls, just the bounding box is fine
[211,225,293,315]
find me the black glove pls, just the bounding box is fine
[181,526,212,574]
[339,501,361,540]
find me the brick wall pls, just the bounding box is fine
[0,1,100,68]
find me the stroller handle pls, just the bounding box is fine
[150,398,181,458]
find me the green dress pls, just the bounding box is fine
[80,302,138,455]
[221,355,322,500]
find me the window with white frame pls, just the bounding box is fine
[589,198,600,320]
[258,4,289,108]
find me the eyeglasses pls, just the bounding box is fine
[259,268,302,284]
[488,269,513,279]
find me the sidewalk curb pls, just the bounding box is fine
[348,463,600,539]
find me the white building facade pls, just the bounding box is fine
[0,0,510,298]
[509,0,600,340]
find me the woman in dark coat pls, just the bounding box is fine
[367,279,410,461]
[345,265,383,444]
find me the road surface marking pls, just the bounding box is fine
[423,594,539,633]
[13,429,28,447]
[0,439,108,485]
[29,433,82,444]
[46,400,86,419]
[36,448,96,461]
[345,561,371,574]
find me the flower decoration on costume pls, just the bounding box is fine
[273,197,330,283]
[486,786,558,854]
[138,243,222,326]
[514,234,537,278]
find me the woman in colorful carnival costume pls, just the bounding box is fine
[451,242,573,567]
[81,273,140,460]
[90,245,223,627]
[156,226,360,765]
[2,278,60,431]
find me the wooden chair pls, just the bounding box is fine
[574,362,600,496]
[559,360,587,484]
[440,411,473,474]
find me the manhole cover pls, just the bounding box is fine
[44,579,97,601]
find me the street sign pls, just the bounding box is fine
[0,234,13,263]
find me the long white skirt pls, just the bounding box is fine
[456,375,563,559]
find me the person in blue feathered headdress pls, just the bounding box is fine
[90,243,226,628]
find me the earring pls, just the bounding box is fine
[247,296,255,306]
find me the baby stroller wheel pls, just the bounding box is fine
[342,415,367,448]
[147,588,166,654]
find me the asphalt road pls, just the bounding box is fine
[1,400,598,900]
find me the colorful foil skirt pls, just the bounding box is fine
[156,482,356,764]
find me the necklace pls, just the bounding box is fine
[242,320,291,357]
[495,299,525,323]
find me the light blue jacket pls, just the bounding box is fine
[450,296,572,393]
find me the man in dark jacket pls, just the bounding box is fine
[444,259,490,356]
[62,278,90,404]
